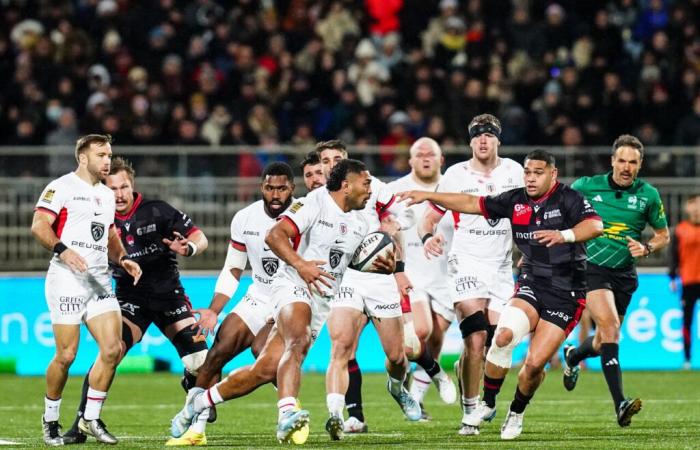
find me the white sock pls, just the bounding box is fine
[83,388,107,421]
[462,395,479,415]
[278,397,297,421]
[193,386,223,413]
[44,396,61,422]
[388,375,404,395]
[326,393,345,416]
[409,368,431,403]
[190,407,210,434]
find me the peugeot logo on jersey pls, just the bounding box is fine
[329,248,343,269]
[91,222,105,241]
[262,257,279,276]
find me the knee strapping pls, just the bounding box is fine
[121,324,134,350]
[486,306,530,369]
[459,310,488,339]
[486,324,497,348]
[181,349,208,375]
[172,327,208,374]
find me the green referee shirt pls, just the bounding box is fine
[571,173,667,269]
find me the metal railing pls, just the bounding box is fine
[1,145,699,271]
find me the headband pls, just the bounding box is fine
[468,122,501,140]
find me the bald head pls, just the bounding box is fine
[409,137,443,183]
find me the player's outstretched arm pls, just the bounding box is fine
[266,218,334,294]
[533,218,604,248]
[31,210,88,273]
[163,229,209,257]
[108,225,142,284]
[396,190,481,215]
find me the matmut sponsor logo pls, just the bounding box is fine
[515,231,537,240]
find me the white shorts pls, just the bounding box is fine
[230,292,273,337]
[409,286,455,323]
[332,270,402,319]
[271,277,330,342]
[45,266,120,325]
[447,255,514,314]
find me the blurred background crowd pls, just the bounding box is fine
[1,0,699,177]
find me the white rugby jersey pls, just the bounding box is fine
[433,158,523,266]
[388,174,453,289]
[230,200,283,299]
[276,187,369,297]
[35,172,116,271]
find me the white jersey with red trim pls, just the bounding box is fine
[35,172,116,271]
[229,200,281,299]
[435,158,523,266]
[276,187,369,297]
[388,174,453,290]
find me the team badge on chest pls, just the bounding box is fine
[91,222,105,241]
[262,257,279,276]
[329,248,343,269]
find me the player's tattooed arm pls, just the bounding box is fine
[626,227,669,258]
[396,190,481,215]
[31,210,88,273]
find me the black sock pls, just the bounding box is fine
[482,375,504,408]
[600,343,625,409]
[346,359,364,422]
[509,386,533,414]
[412,347,441,378]
[568,336,600,366]
[182,369,197,392]
[71,368,92,430]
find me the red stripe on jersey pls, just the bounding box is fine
[280,216,302,251]
[452,210,460,230]
[532,182,560,204]
[35,206,57,217]
[428,201,446,215]
[230,239,246,251]
[185,226,200,237]
[115,192,143,221]
[478,196,489,218]
[376,195,396,221]
[52,207,68,239]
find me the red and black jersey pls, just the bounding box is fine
[111,193,199,293]
[479,182,600,291]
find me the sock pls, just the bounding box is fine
[412,347,441,378]
[69,369,92,431]
[83,388,107,421]
[388,375,404,396]
[482,375,504,408]
[193,385,223,413]
[44,396,61,422]
[346,359,364,421]
[278,397,297,421]
[568,336,599,366]
[462,395,479,415]
[326,393,345,416]
[182,369,197,392]
[600,343,625,409]
[409,367,431,403]
[509,386,533,414]
[190,407,210,434]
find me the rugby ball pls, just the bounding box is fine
[350,231,395,272]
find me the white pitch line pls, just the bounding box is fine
[0,439,19,446]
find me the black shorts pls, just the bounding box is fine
[117,288,195,337]
[514,276,586,335]
[586,263,638,316]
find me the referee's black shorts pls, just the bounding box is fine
[586,263,639,316]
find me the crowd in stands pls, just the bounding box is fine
[1,0,699,177]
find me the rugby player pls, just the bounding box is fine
[398,149,604,440]
[32,135,142,445]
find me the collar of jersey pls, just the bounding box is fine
[116,192,143,221]
[530,181,560,204]
[606,172,640,192]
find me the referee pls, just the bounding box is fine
[562,134,669,427]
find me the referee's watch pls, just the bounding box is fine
[643,242,654,257]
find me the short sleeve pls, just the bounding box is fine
[373,178,397,221]
[565,189,600,225]
[160,202,199,237]
[647,189,668,229]
[230,210,247,251]
[280,195,319,236]
[35,180,69,216]
[480,190,517,220]
[570,177,586,193]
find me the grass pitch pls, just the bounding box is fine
[1,369,698,448]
